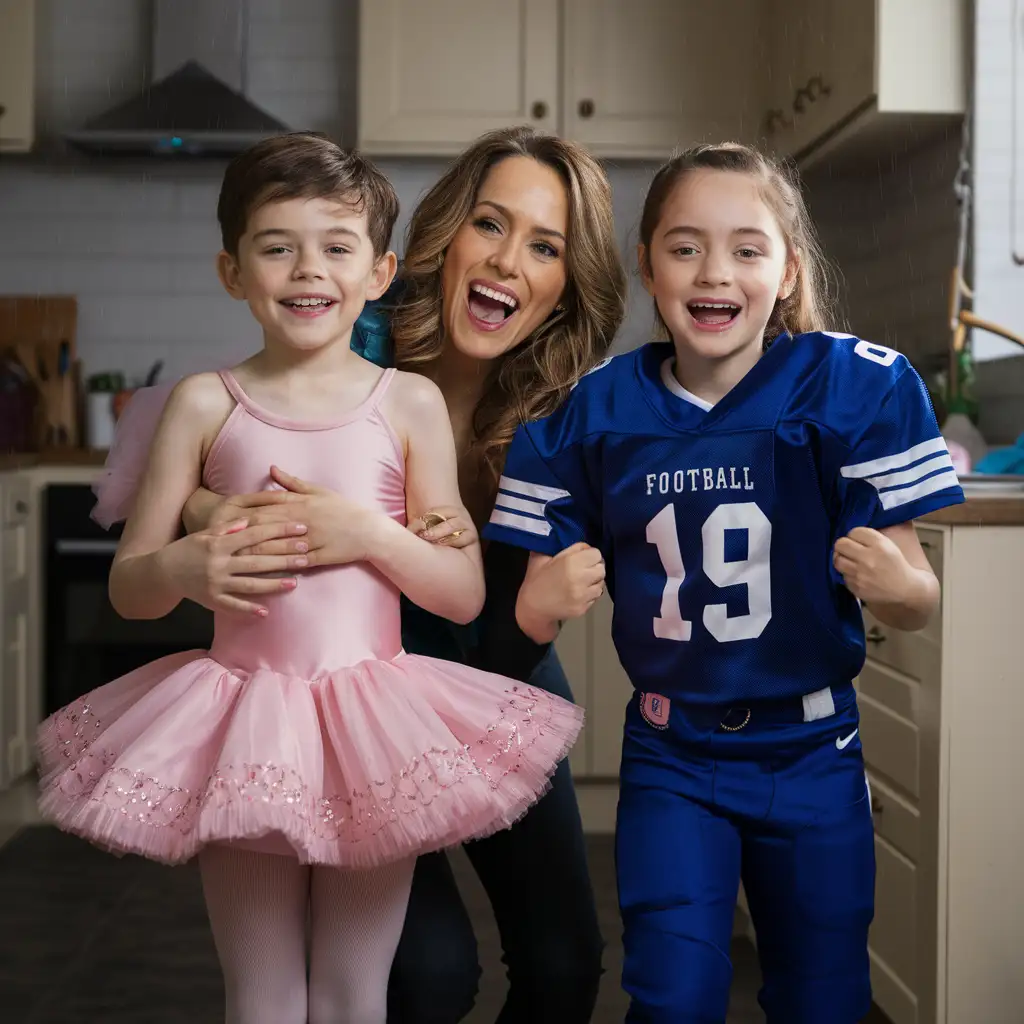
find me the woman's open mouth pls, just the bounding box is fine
[687,300,741,332]
[466,281,519,332]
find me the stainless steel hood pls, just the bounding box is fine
[64,0,290,157]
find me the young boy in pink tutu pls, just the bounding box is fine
[36,133,583,1024]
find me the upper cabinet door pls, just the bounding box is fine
[560,0,763,159]
[358,0,558,156]
[0,0,35,153]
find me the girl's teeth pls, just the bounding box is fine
[287,298,331,306]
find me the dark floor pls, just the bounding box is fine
[0,826,885,1022]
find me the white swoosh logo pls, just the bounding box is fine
[836,728,859,750]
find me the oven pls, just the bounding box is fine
[43,484,214,716]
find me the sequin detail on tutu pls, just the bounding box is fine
[37,656,583,868]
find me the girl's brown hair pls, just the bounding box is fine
[391,126,626,480]
[638,142,835,344]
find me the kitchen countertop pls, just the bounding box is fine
[0,449,108,471]
[1,454,1022,523]
[921,495,1024,526]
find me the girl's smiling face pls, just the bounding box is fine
[640,167,797,370]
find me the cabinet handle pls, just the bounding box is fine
[578,99,595,119]
[865,627,886,644]
[531,100,548,119]
[806,75,832,101]
[919,539,933,549]
[14,500,28,514]
[764,108,794,134]
[871,797,884,815]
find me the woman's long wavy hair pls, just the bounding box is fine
[391,126,626,481]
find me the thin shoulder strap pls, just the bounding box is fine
[366,366,398,410]
[217,369,250,407]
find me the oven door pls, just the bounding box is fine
[43,484,214,716]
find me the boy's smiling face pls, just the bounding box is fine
[217,194,396,352]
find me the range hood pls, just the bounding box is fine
[64,0,289,157]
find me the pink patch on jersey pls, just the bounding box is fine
[640,692,671,730]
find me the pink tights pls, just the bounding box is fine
[198,844,415,1024]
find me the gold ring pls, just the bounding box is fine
[420,512,449,530]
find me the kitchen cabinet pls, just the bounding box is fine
[358,0,761,159]
[760,0,965,165]
[0,0,35,153]
[0,473,33,788]
[558,0,760,159]
[855,514,1024,1024]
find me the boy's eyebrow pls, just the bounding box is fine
[251,226,364,241]
[476,200,567,243]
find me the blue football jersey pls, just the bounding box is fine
[483,333,965,706]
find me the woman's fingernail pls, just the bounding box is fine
[295,541,309,553]
[294,557,308,568]
[282,578,298,589]
[293,524,307,534]
[255,607,268,617]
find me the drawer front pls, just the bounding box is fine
[859,692,919,799]
[862,608,941,683]
[858,659,918,723]
[867,771,920,864]
[870,836,918,1000]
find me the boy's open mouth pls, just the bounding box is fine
[467,281,519,329]
[281,296,336,315]
[687,300,741,327]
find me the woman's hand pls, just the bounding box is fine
[407,505,478,549]
[183,486,307,535]
[515,543,606,643]
[232,465,388,568]
[153,517,310,617]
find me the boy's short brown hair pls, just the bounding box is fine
[217,132,399,259]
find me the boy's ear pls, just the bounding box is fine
[367,250,398,301]
[217,250,246,300]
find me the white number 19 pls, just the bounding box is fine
[645,502,773,643]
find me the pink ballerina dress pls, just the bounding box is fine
[37,368,584,868]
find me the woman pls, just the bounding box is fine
[165,127,626,1022]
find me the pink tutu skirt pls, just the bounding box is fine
[37,651,584,868]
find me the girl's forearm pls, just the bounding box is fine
[866,568,939,632]
[109,548,183,620]
[366,516,484,624]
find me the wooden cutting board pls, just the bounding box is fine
[0,296,80,449]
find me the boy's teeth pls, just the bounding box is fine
[470,283,518,310]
